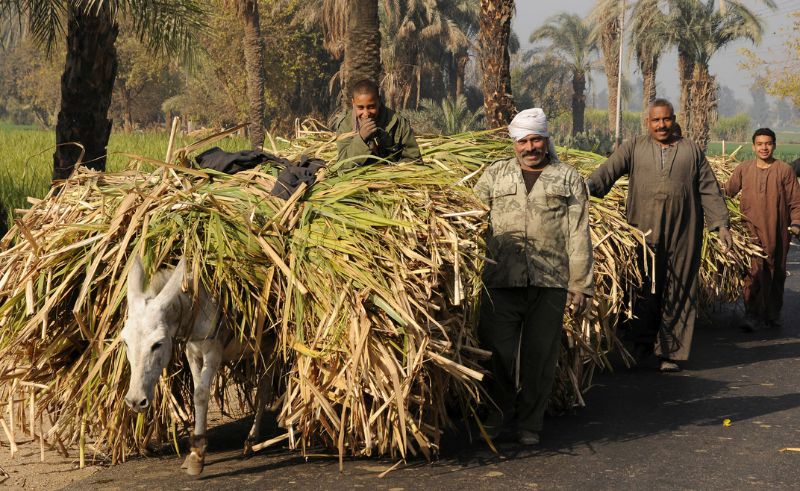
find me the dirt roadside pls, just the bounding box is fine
[0,437,101,490]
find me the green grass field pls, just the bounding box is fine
[706,141,800,162]
[0,126,253,229]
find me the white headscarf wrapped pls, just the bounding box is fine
[508,108,560,162]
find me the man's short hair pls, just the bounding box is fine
[752,127,776,143]
[351,79,380,99]
[649,98,675,116]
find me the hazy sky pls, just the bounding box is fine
[512,0,799,106]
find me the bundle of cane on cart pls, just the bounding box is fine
[0,127,759,469]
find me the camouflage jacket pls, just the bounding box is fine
[334,107,421,169]
[474,157,594,295]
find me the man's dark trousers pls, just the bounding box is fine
[478,286,567,432]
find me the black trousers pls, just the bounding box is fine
[478,286,567,432]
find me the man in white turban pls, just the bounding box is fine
[474,108,594,446]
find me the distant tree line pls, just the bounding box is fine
[1,0,799,181]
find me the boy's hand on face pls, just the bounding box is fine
[358,116,377,142]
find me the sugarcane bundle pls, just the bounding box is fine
[283,124,760,400]
[0,154,494,461]
[696,155,764,307]
[272,125,649,411]
[0,165,289,463]
[0,128,758,464]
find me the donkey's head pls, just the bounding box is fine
[121,257,187,413]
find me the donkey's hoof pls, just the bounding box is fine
[243,441,254,458]
[243,436,258,458]
[182,452,205,476]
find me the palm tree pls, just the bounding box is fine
[441,0,479,100]
[665,0,775,132]
[239,0,266,149]
[629,0,670,132]
[479,0,515,128]
[676,0,771,149]
[513,50,573,124]
[589,0,626,134]
[1,1,206,180]
[343,0,381,105]
[299,0,476,110]
[380,0,471,110]
[530,13,596,136]
[417,95,484,135]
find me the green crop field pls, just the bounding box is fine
[706,141,800,163]
[0,125,254,229]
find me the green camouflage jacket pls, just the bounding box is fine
[474,157,594,295]
[334,107,421,169]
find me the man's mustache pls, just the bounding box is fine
[521,149,545,158]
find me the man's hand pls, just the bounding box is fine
[718,226,733,253]
[566,291,589,317]
[790,224,800,238]
[358,116,378,142]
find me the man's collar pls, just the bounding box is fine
[651,135,680,148]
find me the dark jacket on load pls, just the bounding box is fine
[334,107,421,169]
[195,147,275,174]
[194,147,325,200]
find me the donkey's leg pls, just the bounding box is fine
[183,343,222,476]
[181,346,203,472]
[244,368,274,455]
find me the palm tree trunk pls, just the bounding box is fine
[241,0,266,150]
[571,70,587,135]
[52,4,118,181]
[690,63,717,152]
[479,0,516,129]
[122,87,133,133]
[599,16,621,133]
[343,0,381,105]
[455,52,468,99]
[448,53,457,98]
[640,56,658,132]
[415,65,422,110]
[678,49,694,131]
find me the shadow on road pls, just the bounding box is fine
[434,291,800,472]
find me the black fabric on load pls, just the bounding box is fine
[195,147,278,174]
[194,147,325,200]
[791,158,800,178]
[270,155,326,200]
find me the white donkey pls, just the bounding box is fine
[121,257,274,475]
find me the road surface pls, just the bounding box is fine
[73,247,800,490]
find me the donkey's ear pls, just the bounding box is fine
[153,257,186,310]
[128,256,146,299]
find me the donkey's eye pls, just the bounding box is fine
[151,342,163,352]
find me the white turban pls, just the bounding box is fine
[508,108,549,140]
[508,108,560,162]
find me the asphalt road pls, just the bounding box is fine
[73,246,800,490]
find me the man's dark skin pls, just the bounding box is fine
[647,106,733,250]
[353,91,380,147]
[335,82,420,166]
